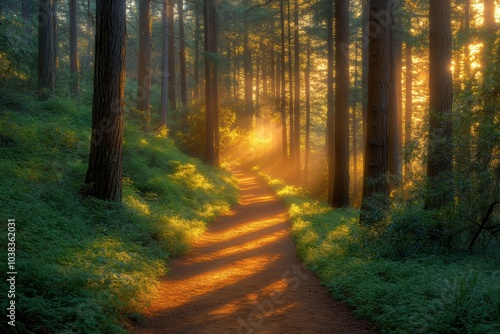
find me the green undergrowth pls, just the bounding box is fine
[0,91,237,333]
[262,174,500,334]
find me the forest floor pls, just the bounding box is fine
[133,171,376,334]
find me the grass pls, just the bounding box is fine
[263,174,500,334]
[0,90,237,333]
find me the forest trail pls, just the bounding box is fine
[133,171,375,334]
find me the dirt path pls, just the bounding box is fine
[134,171,375,334]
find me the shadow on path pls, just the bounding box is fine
[133,171,376,334]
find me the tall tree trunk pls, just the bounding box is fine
[256,53,260,107]
[193,0,201,99]
[262,43,268,96]
[332,0,350,207]
[38,0,55,97]
[85,0,127,202]
[204,0,219,166]
[326,0,334,204]
[69,0,79,96]
[270,46,276,101]
[22,0,30,22]
[244,20,253,115]
[293,0,300,181]
[426,0,453,209]
[137,0,152,131]
[388,0,403,181]
[168,0,176,110]
[287,0,294,170]
[53,0,58,74]
[352,37,360,201]
[178,0,187,105]
[404,40,412,180]
[304,42,311,187]
[361,0,369,147]
[280,0,288,163]
[160,0,169,127]
[360,0,392,224]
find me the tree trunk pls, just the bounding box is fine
[270,46,276,101]
[193,0,201,99]
[388,0,403,181]
[426,0,453,209]
[359,0,392,224]
[204,0,219,166]
[168,0,176,110]
[244,20,253,114]
[256,53,260,107]
[178,0,187,105]
[352,37,360,201]
[361,0,369,147]
[293,0,301,182]
[38,0,55,97]
[160,0,169,127]
[326,1,334,204]
[69,0,79,96]
[53,0,58,74]
[137,0,152,131]
[262,43,268,96]
[304,42,311,187]
[287,0,294,172]
[404,40,412,180]
[280,0,288,163]
[332,0,350,208]
[22,0,30,22]
[85,0,127,202]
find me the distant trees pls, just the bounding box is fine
[85,0,127,201]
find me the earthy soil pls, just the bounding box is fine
[133,171,376,334]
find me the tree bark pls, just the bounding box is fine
[204,0,219,166]
[160,0,170,127]
[244,20,253,114]
[137,0,152,131]
[178,0,187,105]
[38,0,55,97]
[69,0,79,96]
[426,0,453,209]
[168,0,176,110]
[304,42,311,187]
[388,0,403,181]
[85,0,127,202]
[404,40,412,179]
[361,0,369,147]
[193,0,201,99]
[326,1,334,204]
[287,0,294,172]
[280,0,288,163]
[332,0,350,207]
[360,0,393,224]
[22,0,30,22]
[293,0,300,181]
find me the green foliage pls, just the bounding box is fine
[0,92,237,333]
[263,173,500,334]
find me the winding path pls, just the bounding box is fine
[134,171,375,334]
